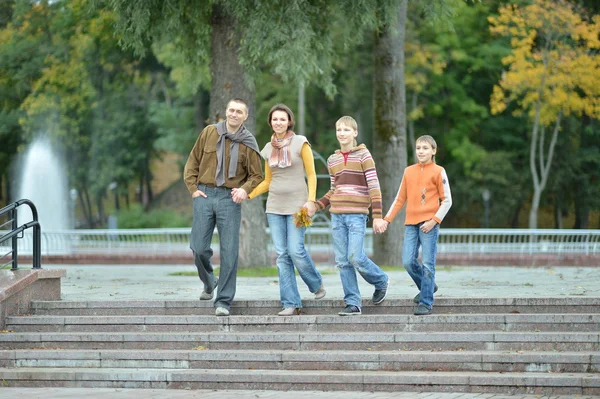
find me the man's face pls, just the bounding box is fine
[225,101,248,131]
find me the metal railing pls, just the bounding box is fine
[0,199,41,269]
[1,227,599,259]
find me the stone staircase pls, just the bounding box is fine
[0,297,599,394]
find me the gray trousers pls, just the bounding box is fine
[191,184,241,310]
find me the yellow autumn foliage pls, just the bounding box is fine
[488,0,600,125]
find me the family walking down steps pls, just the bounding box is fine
[183,98,451,317]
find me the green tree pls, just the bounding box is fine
[489,0,600,228]
[97,0,398,266]
[372,0,476,265]
[0,1,52,203]
[9,1,161,226]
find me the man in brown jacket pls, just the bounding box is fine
[183,98,263,316]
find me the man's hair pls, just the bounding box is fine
[227,98,248,113]
[267,103,295,130]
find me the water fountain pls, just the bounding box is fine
[14,137,70,231]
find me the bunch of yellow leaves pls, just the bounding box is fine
[292,207,312,228]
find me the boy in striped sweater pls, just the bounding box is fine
[307,116,389,316]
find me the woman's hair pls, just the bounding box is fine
[416,135,437,163]
[336,116,358,147]
[267,103,295,131]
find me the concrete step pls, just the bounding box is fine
[0,367,598,394]
[1,349,598,373]
[6,313,600,333]
[0,331,598,351]
[29,297,600,316]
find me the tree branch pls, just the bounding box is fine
[530,101,542,190]
[539,124,545,175]
[540,111,562,189]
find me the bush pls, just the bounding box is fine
[115,205,191,228]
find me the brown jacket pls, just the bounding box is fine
[183,125,264,195]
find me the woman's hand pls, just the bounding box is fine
[304,201,317,216]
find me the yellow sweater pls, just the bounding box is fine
[384,162,452,225]
[248,142,316,201]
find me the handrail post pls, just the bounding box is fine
[33,222,41,269]
[11,208,18,270]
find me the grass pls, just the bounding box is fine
[169,266,337,278]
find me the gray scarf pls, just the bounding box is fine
[215,120,260,186]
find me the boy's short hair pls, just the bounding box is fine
[336,116,358,131]
[268,103,295,130]
[416,135,437,162]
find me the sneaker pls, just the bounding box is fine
[278,307,300,316]
[414,304,432,316]
[413,283,438,304]
[314,284,326,300]
[372,280,389,305]
[200,277,219,300]
[215,307,229,316]
[338,305,361,316]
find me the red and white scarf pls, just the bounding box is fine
[269,131,294,168]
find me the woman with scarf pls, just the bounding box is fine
[247,103,326,316]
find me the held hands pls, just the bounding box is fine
[192,190,207,199]
[373,219,389,234]
[303,202,317,217]
[231,188,248,204]
[420,219,437,233]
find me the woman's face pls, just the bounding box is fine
[271,110,289,135]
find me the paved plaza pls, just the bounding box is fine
[3,263,599,398]
[2,388,600,399]
[48,264,600,302]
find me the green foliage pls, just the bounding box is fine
[149,101,198,157]
[152,41,210,97]
[115,204,190,228]
[1,0,598,229]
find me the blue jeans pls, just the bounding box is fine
[331,213,388,307]
[402,223,440,309]
[267,213,322,308]
[191,184,242,310]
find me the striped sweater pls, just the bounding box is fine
[316,144,383,219]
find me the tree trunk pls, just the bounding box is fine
[408,91,418,163]
[80,186,94,228]
[97,194,106,226]
[372,0,408,267]
[574,199,589,229]
[554,202,563,229]
[528,109,561,229]
[193,88,206,132]
[209,3,268,268]
[5,173,11,205]
[145,161,153,203]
